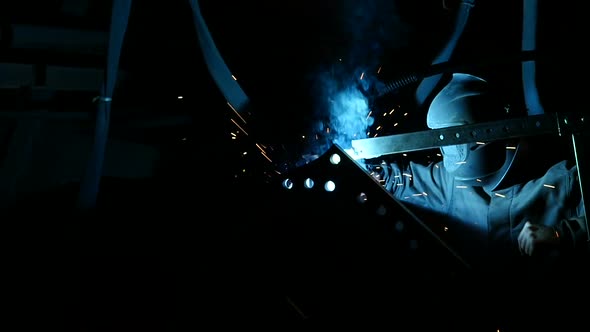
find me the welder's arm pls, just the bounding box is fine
[376,160,451,211]
[518,217,587,256]
[519,166,587,255]
[556,191,589,252]
[554,216,588,252]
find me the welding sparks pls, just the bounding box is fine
[256,143,272,163]
[227,102,247,124]
[260,152,272,163]
[230,118,248,135]
[255,143,267,154]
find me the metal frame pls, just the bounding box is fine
[350,111,588,241]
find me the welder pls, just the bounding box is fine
[376,72,586,270]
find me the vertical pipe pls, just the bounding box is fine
[415,1,475,108]
[77,0,132,210]
[189,0,250,113]
[521,0,544,115]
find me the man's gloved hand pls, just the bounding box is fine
[518,221,560,256]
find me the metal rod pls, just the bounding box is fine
[572,132,590,241]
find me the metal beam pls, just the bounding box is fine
[0,110,191,130]
[349,112,586,160]
[0,63,106,91]
[6,24,107,56]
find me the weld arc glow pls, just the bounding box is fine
[330,86,374,150]
[295,0,410,170]
[300,71,376,169]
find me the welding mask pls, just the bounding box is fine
[427,73,517,189]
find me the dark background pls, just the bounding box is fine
[1,0,588,330]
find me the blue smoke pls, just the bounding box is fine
[330,85,374,148]
[321,70,376,151]
[298,66,378,167]
[300,0,407,165]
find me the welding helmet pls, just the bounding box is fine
[426,73,517,189]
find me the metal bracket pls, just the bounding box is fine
[349,112,586,160]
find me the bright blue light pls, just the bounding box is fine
[330,153,342,165]
[329,86,374,149]
[282,179,294,190]
[324,180,336,192]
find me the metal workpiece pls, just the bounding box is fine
[348,112,587,160]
